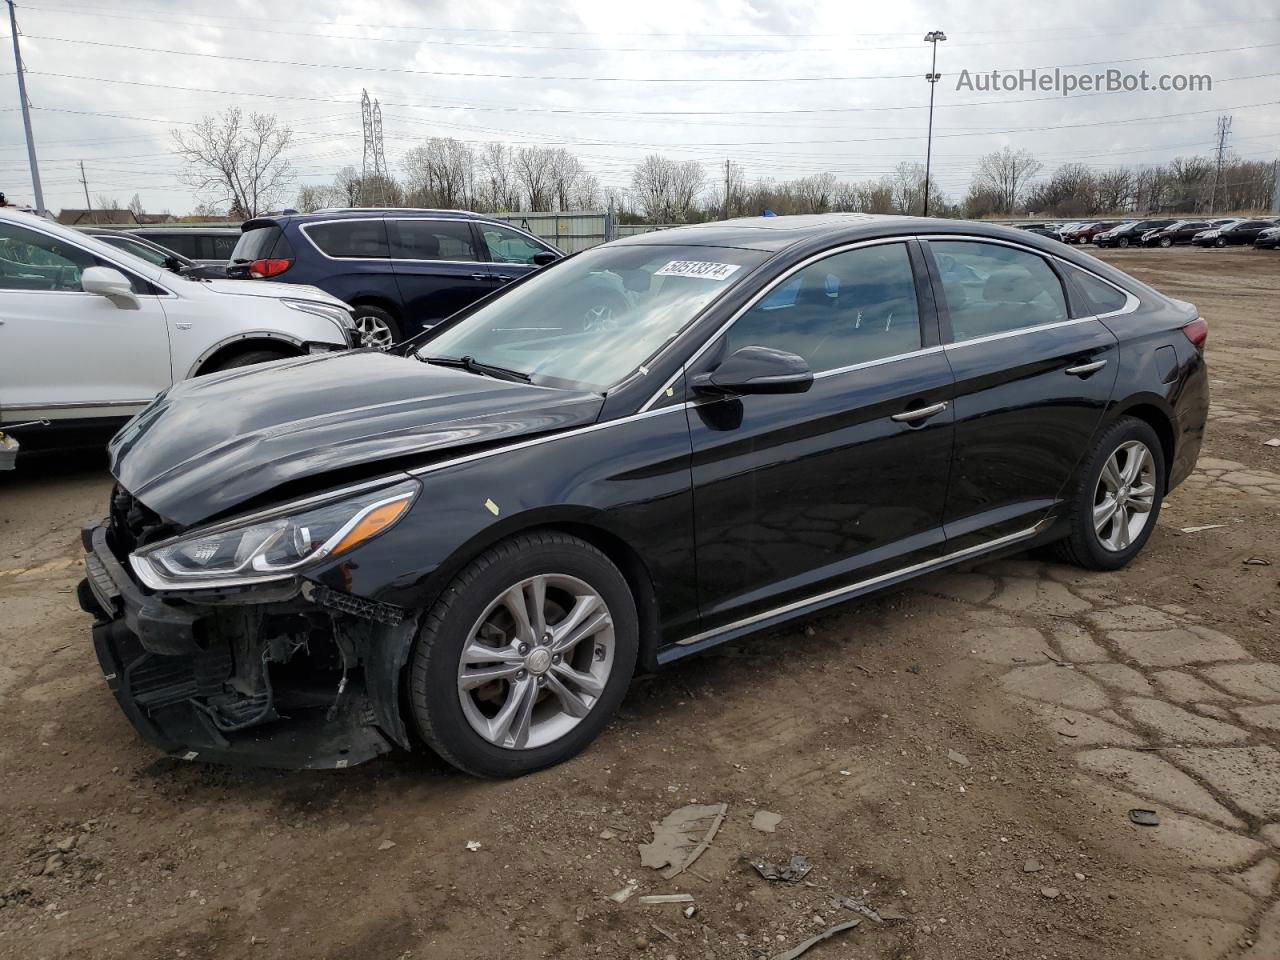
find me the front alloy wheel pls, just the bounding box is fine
[457,574,615,750]
[409,532,637,777]
[1159,237,1173,248]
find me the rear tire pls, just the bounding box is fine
[1051,417,1166,571]
[205,348,291,372]
[409,532,638,778]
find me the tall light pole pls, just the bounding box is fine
[7,0,45,215]
[922,30,946,217]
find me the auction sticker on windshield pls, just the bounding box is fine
[654,260,743,281]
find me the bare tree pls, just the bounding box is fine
[127,193,145,218]
[793,173,838,213]
[1094,168,1135,212]
[548,148,584,212]
[333,166,362,206]
[669,160,706,221]
[514,146,558,211]
[95,194,120,210]
[972,147,1043,215]
[171,108,294,218]
[403,137,475,208]
[477,143,518,211]
[631,154,676,221]
[890,162,930,215]
[295,183,338,213]
[573,172,601,210]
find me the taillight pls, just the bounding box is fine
[1181,316,1208,352]
[249,258,292,278]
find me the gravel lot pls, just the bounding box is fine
[1,245,1278,960]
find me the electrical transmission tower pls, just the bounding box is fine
[1208,114,1232,214]
[360,89,388,206]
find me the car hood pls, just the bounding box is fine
[108,351,604,526]
[198,277,347,307]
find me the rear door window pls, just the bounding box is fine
[303,220,390,259]
[390,219,478,262]
[930,240,1068,342]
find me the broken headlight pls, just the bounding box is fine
[131,478,420,589]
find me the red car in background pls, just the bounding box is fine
[1062,221,1128,244]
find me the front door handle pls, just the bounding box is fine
[494,275,514,282]
[470,273,489,281]
[1065,359,1107,376]
[891,401,948,423]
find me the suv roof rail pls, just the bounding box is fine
[311,207,480,216]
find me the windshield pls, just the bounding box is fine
[418,243,770,390]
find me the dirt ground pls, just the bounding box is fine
[1,245,1278,960]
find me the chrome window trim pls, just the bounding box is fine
[811,344,946,380]
[941,315,1100,352]
[639,236,919,412]
[0,217,175,298]
[676,517,1050,648]
[297,215,535,266]
[919,233,1141,324]
[3,399,151,411]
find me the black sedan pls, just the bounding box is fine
[1140,220,1214,247]
[1255,225,1280,249]
[1193,218,1278,247]
[80,215,1209,777]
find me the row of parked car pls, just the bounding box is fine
[1020,217,1280,249]
[0,207,565,448]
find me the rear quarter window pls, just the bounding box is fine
[1062,264,1130,316]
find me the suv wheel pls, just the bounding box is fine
[1052,417,1165,571]
[206,348,291,372]
[353,306,401,349]
[409,532,638,778]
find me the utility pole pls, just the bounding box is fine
[79,161,91,209]
[922,30,947,217]
[1271,158,1279,215]
[7,0,45,216]
[724,159,731,219]
[1208,114,1232,214]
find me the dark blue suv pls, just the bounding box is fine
[227,209,563,347]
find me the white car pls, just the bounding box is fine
[0,209,354,433]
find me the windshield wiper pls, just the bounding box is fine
[422,355,532,383]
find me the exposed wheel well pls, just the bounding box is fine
[348,297,401,320]
[1115,403,1176,483]
[194,338,301,376]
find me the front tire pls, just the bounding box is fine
[1214,237,1227,248]
[1052,417,1165,571]
[1117,237,1130,248]
[352,306,401,349]
[409,532,638,778]
[1158,237,1173,248]
[205,348,291,372]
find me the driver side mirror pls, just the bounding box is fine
[81,266,139,309]
[691,345,813,396]
[532,251,559,266]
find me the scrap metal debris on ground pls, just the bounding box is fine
[750,854,812,882]
[638,803,727,880]
[1128,808,1161,827]
[769,919,861,960]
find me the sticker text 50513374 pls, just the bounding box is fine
[653,261,743,282]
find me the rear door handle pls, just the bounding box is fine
[470,273,489,281]
[1065,359,1107,376]
[891,401,948,423]
[494,275,514,282]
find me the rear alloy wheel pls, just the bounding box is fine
[353,306,401,349]
[410,532,637,777]
[1052,417,1165,571]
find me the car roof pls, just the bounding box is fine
[608,213,1070,253]
[295,207,481,220]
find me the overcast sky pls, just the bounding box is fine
[2,0,1278,214]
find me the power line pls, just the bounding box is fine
[19,1,1280,39]
[18,3,1280,54]
[16,32,1280,84]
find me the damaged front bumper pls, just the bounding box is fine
[78,522,417,769]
